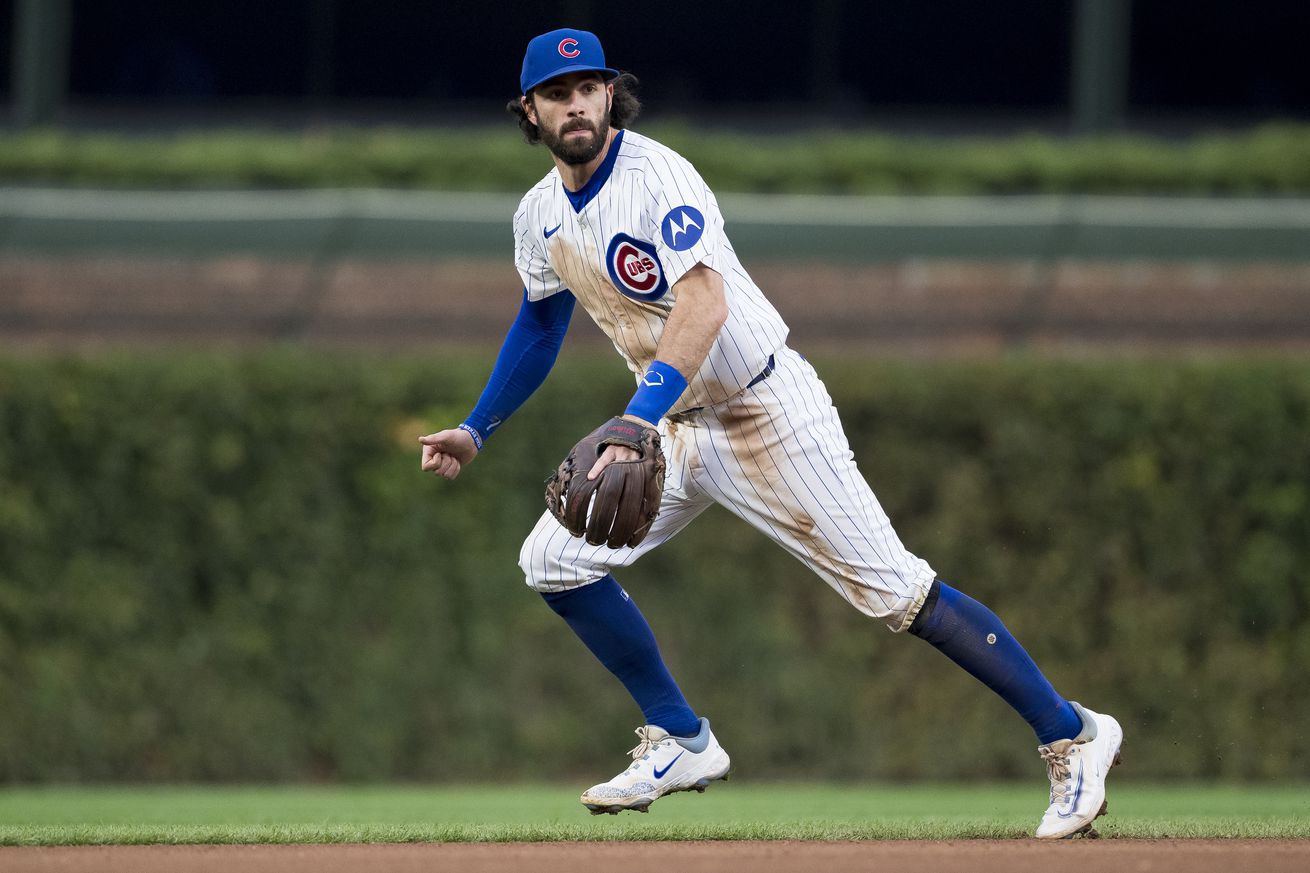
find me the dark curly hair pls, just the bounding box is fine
[506,72,641,144]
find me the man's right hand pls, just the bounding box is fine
[419,428,479,480]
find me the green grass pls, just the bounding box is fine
[1,784,1307,845]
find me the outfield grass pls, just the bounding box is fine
[1,783,1307,845]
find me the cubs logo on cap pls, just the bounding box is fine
[606,233,668,301]
[521,28,620,94]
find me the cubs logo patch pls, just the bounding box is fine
[606,233,669,301]
[660,205,705,252]
[558,38,580,58]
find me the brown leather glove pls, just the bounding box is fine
[545,417,666,549]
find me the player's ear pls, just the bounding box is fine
[521,95,538,126]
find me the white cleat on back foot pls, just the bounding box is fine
[581,717,730,814]
[1035,702,1124,839]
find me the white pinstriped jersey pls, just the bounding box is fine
[513,129,789,414]
[513,129,936,631]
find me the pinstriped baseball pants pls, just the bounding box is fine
[518,346,936,632]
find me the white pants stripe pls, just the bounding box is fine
[518,347,936,632]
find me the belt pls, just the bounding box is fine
[745,354,776,390]
[671,355,775,419]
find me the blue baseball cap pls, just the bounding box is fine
[520,28,619,94]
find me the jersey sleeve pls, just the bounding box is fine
[641,154,727,288]
[514,197,566,301]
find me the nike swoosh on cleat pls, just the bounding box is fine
[1056,768,1085,818]
[652,751,684,779]
[544,223,562,238]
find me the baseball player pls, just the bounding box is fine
[420,28,1123,838]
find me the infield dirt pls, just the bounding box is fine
[4,840,1308,873]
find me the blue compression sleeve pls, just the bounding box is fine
[541,576,700,737]
[909,580,1083,745]
[462,290,574,445]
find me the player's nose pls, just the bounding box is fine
[566,89,589,115]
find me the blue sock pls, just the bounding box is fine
[541,575,701,737]
[909,579,1083,745]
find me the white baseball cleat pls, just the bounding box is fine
[1034,702,1124,839]
[581,717,731,814]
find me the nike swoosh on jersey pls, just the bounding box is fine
[652,751,684,779]
[544,223,562,238]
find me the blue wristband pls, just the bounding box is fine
[624,360,689,424]
[457,422,484,451]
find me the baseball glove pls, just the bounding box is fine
[545,417,666,549]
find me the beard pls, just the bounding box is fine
[540,115,611,166]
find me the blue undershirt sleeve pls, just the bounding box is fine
[461,289,575,446]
